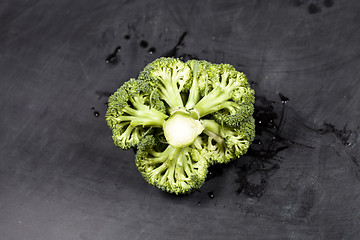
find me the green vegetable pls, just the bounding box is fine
[106,57,255,194]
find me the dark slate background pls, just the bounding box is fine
[1,0,360,239]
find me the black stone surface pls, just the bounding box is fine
[1,1,360,239]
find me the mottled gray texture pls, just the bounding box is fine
[1,0,360,239]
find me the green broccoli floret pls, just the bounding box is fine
[106,78,168,149]
[106,57,255,194]
[201,116,255,164]
[136,135,208,194]
[189,63,255,127]
[139,57,192,111]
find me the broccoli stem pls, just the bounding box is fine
[185,62,200,109]
[201,119,236,139]
[158,146,182,186]
[174,148,187,181]
[150,161,168,179]
[158,85,184,110]
[203,129,224,145]
[201,119,226,144]
[192,89,232,117]
[192,76,241,117]
[117,105,168,127]
[217,101,241,114]
[156,71,184,111]
[163,111,204,147]
[182,149,197,179]
[201,119,222,136]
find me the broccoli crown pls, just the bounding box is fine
[106,57,255,194]
[105,78,167,149]
[136,135,208,194]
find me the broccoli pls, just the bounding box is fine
[106,57,255,194]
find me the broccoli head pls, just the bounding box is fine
[106,57,255,194]
[136,135,208,194]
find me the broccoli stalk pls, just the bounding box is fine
[185,61,201,109]
[116,100,167,127]
[163,110,204,147]
[106,57,255,194]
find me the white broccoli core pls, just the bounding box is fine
[163,112,204,147]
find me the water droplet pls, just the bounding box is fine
[105,46,121,64]
[197,201,201,206]
[105,55,116,63]
[253,139,262,145]
[91,107,100,117]
[206,164,223,181]
[139,40,148,48]
[148,47,156,54]
[279,93,289,103]
[208,191,215,199]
